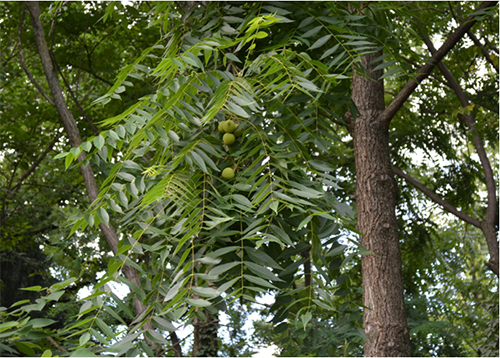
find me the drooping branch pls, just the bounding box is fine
[392,166,482,228]
[382,1,498,125]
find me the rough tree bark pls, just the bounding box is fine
[347,1,497,356]
[349,51,411,357]
[25,2,182,356]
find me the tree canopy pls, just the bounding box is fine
[0,1,498,357]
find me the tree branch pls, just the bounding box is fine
[467,29,499,73]
[46,336,68,353]
[392,166,482,229]
[65,62,113,86]
[169,331,183,357]
[480,27,499,53]
[420,32,498,276]
[11,131,62,195]
[50,50,100,135]
[382,1,498,125]
[17,5,55,106]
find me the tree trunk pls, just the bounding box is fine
[350,52,411,356]
[192,312,219,357]
[346,3,497,355]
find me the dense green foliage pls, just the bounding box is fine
[0,1,497,357]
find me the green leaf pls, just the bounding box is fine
[70,348,96,357]
[96,318,115,339]
[93,135,105,150]
[244,261,283,282]
[81,141,92,152]
[41,349,52,357]
[168,130,180,143]
[373,60,396,72]
[225,53,241,63]
[146,329,169,344]
[217,277,239,293]
[0,322,19,333]
[270,200,279,214]
[184,52,205,71]
[246,247,282,269]
[309,34,331,50]
[29,318,56,328]
[297,215,313,230]
[232,194,252,208]
[380,67,402,80]
[243,274,278,289]
[320,43,340,60]
[207,246,240,258]
[196,256,222,265]
[20,285,43,292]
[326,244,347,257]
[270,224,292,246]
[191,286,220,298]
[190,151,208,173]
[152,316,176,331]
[301,311,312,330]
[187,298,212,307]
[79,332,90,346]
[302,25,322,38]
[15,342,35,356]
[70,146,81,158]
[50,277,77,291]
[54,151,70,159]
[210,262,240,276]
[226,101,250,118]
[97,207,110,226]
[309,160,335,172]
[65,153,74,169]
[117,172,136,182]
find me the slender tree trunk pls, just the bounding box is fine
[350,52,411,356]
[25,2,183,355]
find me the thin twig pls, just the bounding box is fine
[46,337,68,353]
[11,131,62,195]
[50,50,100,135]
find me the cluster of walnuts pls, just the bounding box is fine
[218,119,242,180]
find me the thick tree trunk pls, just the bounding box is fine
[347,3,497,354]
[350,53,411,356]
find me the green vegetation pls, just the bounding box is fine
[0,2,497,357]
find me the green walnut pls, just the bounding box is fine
[223,133,236,145]
[222,120,237,133]
[234,128,243,138]
[218,121,226,133]
[222,167,235,180]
